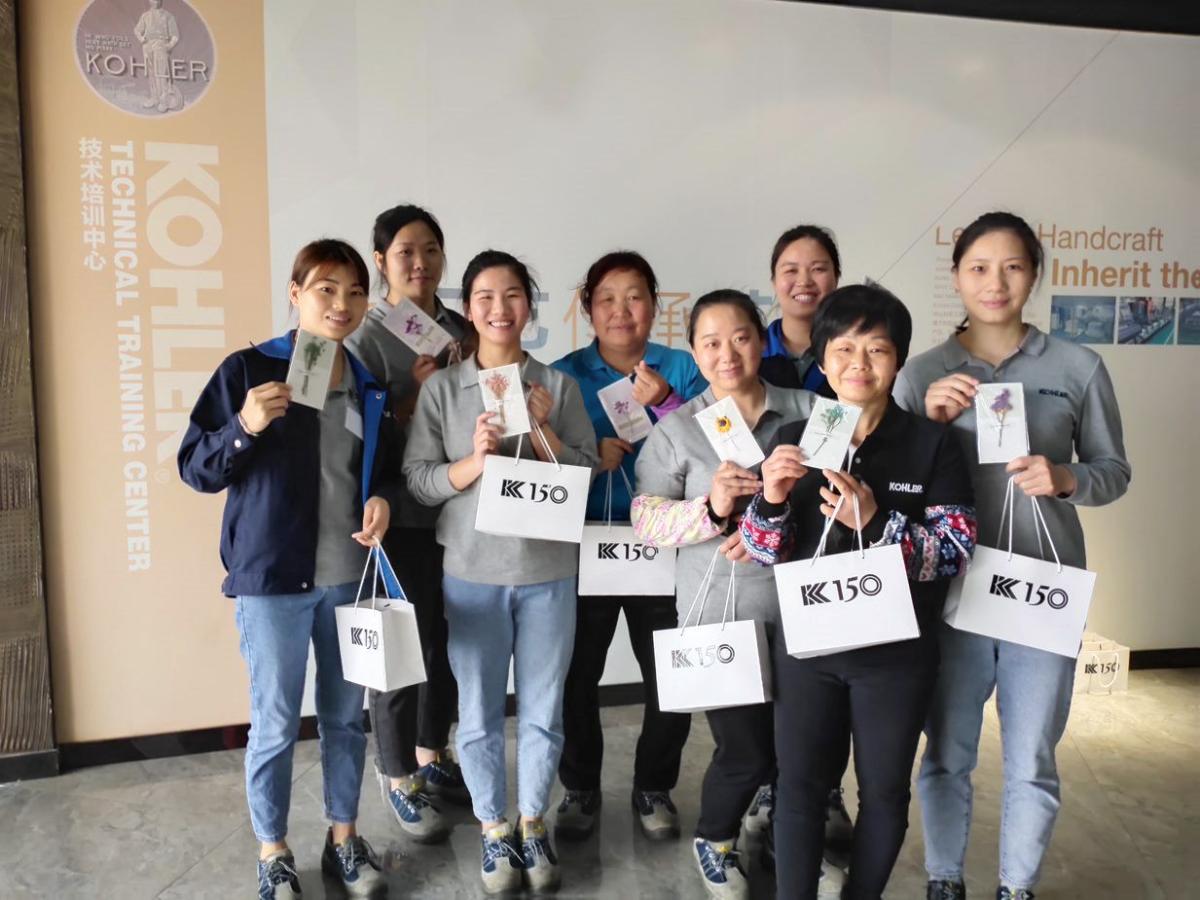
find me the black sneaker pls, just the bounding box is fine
[997,888,1035,900]
[257,850,302,899]
[632,790,680,840]
[320,829,384,897]
[824,786,854,868]
[928,880,967,899]
[554,789,601,840]
[414,751,471,806]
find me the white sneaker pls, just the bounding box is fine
[819,859,847,897]
[742,784,773,836]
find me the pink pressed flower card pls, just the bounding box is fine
[382,299,454,357]
[478,362,532,438]
[974,382,1029,464]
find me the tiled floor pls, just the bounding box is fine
[1,669,1196,898]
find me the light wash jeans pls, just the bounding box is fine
[442,573,576,823]
[917,623,1075,890]
[236,582,366,843]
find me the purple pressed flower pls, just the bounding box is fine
[990,388,1013,445]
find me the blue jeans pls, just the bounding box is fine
[442,574,576,823]
[236,582,367,843]
[917,623,1075,890]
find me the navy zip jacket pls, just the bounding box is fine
[178,332,404,598]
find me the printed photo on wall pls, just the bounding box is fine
[797,398,861,470]
[1118,297,1175,345]
[382,299,454,357]
[974,382,1029,464]
[1050,295,1116,345]
[478,362,532,437]
[598,376,653,443]
[1178,299,1200,345]
[694,395,765,468]
[286,329,337,410]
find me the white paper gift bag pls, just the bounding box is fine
[653,549,772,713]
[774,495,918,659]
[944,477,1097,659]
[578,470,676,597]
[1072,632,1129,694]
[474,426,591,544]
[336,544,427,693]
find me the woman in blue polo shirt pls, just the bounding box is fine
[179,239,400,900]
[551,251,707,843]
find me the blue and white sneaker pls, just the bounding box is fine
[414,751,471,806]
[520,819,561,894]
[743,784,773,836]
[257,850,301,899]
[693,838,748,898]
[320,830,384,897]
[480,823,524,895]
[375,766,448,843]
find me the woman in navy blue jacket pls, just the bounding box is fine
[179,239,402,900]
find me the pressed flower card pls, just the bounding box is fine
[797,397,861,470]
[382,299,454,357]
[598,376,653,443]
[694,395,765,468]
[975,382,1029,464]
[286,329,337,410]
[478,362,532,438]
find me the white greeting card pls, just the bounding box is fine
[478,362,532,438]
[598,376,653,443]
[382,299,454,357]
[286,329,337,410]
[694,395,765,468]
[797,398,862,470]
[975,382,1029,464]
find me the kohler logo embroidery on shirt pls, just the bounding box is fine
[889,482,924,494]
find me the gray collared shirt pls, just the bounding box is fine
[402,353,600,586]
[314,366,368,587]
[893,326,1131,568]
[635,382,817,628]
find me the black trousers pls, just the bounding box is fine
[367,527,458,777]
[558,594,692,792]
[772,634,939,900]
[696,700,776,841]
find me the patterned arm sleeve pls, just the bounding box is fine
[631,495,722,548]
[874,504,977,581]
[738,492,793,567]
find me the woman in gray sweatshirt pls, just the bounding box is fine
[894,212,1131,900]
[402,250,598,896]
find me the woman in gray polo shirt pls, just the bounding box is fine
[894,212,1131,900]
[633,290,845,899]
[403,250,598,896]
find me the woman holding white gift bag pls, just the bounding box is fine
[403,250,598,896]
[894,212,1131,900]
[178,239,399,900]
[740,283,977,900]
[632,289,829,899]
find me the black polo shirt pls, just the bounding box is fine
[760,399,974,630]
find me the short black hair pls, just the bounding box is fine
[579,250,660,317]
[812,283,912,368]
[686,289,767,346]
[770,224,842,278]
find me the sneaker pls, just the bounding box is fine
[927,880,967,899]
[480,823,523,895]
[320,830,384,897]
[376,767,449,843]
[693,838,748,898]
[257,850,302,899]
[818,859,847,897]
[632,790,680,840]
[415,751,471,806]
[743,784,773,836]
[554,789,601,840]
[520,819,562,894]
[997,888,1035,900]
[824,786,854,869]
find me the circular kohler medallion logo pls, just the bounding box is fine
[75,0,216,117]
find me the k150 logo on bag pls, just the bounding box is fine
[350,626,380,650]
[671,643,736,668]
[800,574,883,606]
[597,542,659,561]
[1085,660,1118,675]
[988,574,1068,609]
[500,478,569,504]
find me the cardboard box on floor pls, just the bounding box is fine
[1073,631,1130,695]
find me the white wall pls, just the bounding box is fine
[267,0,1200,663]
